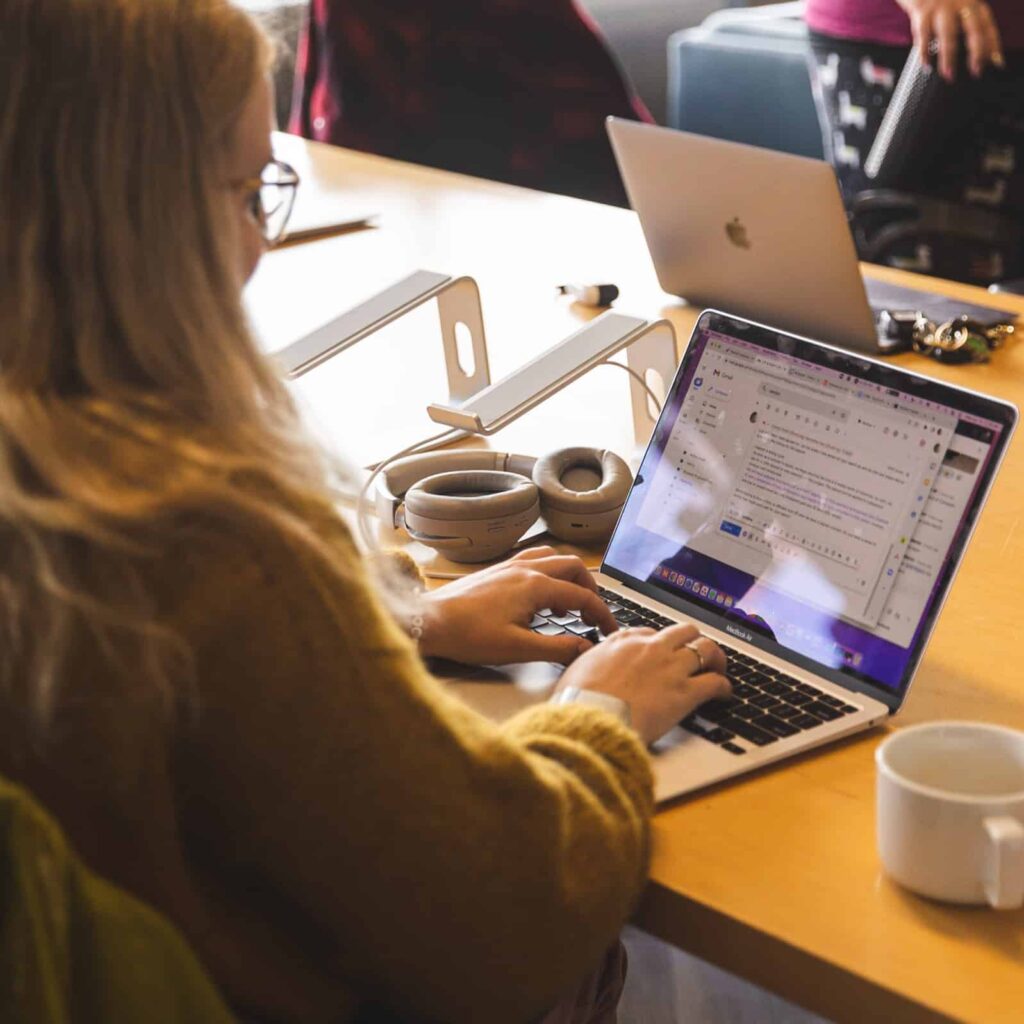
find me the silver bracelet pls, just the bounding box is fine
[550,686,632,727]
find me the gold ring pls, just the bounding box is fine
[958,4,976,20]
[685,639,707,674]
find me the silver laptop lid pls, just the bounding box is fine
[601,311,1017,710]
[606,117,880,353]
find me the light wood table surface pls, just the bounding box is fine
[252,134,1024,1024]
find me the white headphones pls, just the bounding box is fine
[376,447,633,562]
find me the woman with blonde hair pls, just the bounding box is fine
[0,1,728,1020]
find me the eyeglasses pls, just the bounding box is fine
[234,157,300,246]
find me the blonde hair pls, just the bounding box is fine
[0,0,355,725]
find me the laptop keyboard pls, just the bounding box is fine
[530,587,861,755]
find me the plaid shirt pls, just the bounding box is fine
[289,0,650,205]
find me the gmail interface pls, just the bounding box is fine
[605,328,1005,693]
[637,336,957,628]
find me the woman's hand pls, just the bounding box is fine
[557,624,730,745]
[417,547,618,666]
[896,0,1004,80]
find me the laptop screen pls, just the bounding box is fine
[602,311,1016,702]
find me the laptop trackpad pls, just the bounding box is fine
[432,658,561,724]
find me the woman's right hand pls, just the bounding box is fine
[896,0,1004,80]
[557,624,730,745]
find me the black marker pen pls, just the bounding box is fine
[556,282,620,307]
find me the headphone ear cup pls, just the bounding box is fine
[401,470,540,563]
[533,448,632,544]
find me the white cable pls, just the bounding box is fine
[599,360,664,414]
[357,426,461,552]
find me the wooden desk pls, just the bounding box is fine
[254,134,1024,1024]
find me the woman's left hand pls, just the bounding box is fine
[417,547,619,666]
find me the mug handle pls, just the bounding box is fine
[983,816,1024,910]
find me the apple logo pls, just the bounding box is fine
[725,216,751,249]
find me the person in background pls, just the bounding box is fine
[289,0,650,206]
[0,1,729,1021]
[805,0,1024,283]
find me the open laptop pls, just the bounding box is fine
[452,310,1016,802]
[605,117,1014,355]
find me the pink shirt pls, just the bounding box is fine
[806,0,1024,50]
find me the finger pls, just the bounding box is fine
[976,2,1004,67]
[935,6,960,80]
[535,577,618,635]
[961,3,989,75]
[677,672,732,717]
[912,9,935,67]
[681,635,728,676]
[577,608,619,634]
[605,625,655,640]
[518,629,591,667]
[519,555,599,593]
[962,14,985,76]
[510,545,559,562]
[654,622,701,649]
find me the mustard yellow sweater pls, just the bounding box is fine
[0,517,653,1023]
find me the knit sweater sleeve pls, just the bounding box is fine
[170,523,653,1024]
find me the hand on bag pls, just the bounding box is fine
[418,547,618,666]
[897,0,1004,80]
[557,624,731,745]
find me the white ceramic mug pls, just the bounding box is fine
[876,721,1024,909]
